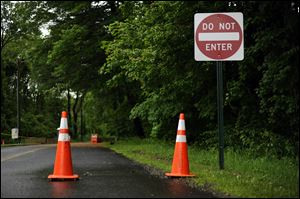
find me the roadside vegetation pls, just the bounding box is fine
[103,137,299,198]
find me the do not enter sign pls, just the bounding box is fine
[194,13,244,61]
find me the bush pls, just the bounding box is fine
[225,127,296,158]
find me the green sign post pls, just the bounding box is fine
[216,61,224,169]
[195,12,244,169]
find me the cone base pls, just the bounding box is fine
[48,174,79,181]
[165,172,195,177]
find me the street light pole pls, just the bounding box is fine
[16,57,20,142]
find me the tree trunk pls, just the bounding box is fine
[134,117,145,138]
[126,88,145,138]
[78,92,86,141]
[72,91,79,139]
[67,88,72,136]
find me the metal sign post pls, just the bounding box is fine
[195,12,244,170]
[216,61,224,169]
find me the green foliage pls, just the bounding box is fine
[103,1,206,138]
[83,91,135,138]
[21,112,56,138]
[225,128,296,158]
[1,1,298,158]
[101,1,299,158]
[105,137,299,198]
[1,1,44,51]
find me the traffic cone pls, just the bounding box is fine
[165,113,195,177]
[48,111,79,180]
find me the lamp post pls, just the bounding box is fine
[16,56,21,143]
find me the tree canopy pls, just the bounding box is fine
[1,1,298,157]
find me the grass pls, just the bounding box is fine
[102,137,299,198]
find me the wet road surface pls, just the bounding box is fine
[1,143,216,198]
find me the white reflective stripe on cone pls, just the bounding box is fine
[58,133,70,141]
[177,119,185,130]
[176,135,187,143]
[60,118,68,129]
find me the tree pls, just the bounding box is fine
[1,1,65,138]
[29,1,121,139]
[102,1,299,156]
[1,1,298,157]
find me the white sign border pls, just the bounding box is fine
[194,12,244,61]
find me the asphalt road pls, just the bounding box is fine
[1,143,216,198]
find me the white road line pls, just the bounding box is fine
[1,147,48,162]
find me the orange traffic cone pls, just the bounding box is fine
[165,113,195,177]
[48,111,79,180]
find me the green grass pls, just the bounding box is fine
[102,137,299,198]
